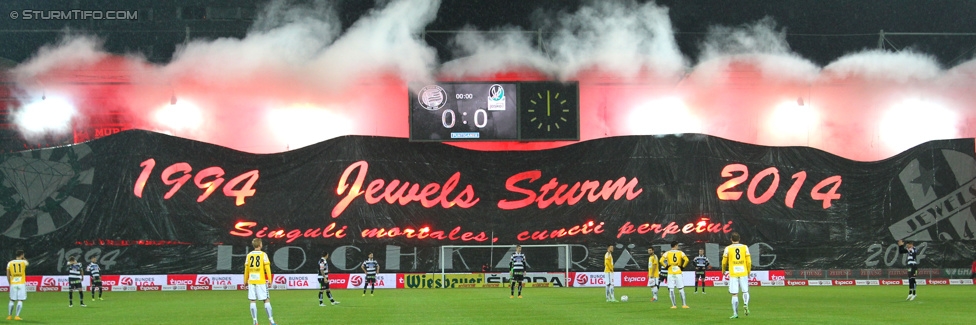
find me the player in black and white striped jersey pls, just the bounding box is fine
[510,245,527,298]
[361,253,379,296]
[898,240,919,300]
[658,255,669,290]
[66,256,86,307]
[693,249,710,293]
[87,256,103,301]
[317,251,339,306]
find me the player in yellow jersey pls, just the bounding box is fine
[604,245,617,302]
[647,247,660,302]
[245,238,276,325]
[6,250,27,321]
[660,241,689,309]
[722,232,752,319]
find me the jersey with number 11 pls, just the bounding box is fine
[244,251,272,285]
[6,260,28,285]
[723,244,752,277]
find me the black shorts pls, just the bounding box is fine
[908,266,918,278]
[695,269,706,277]
[365,275,376,283]
[69,278,82,290]
[659,275,668,283]
[318,277,329,289]
[91,278,102,287]
[511,273,525,282]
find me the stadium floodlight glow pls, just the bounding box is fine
[154,99,204,132]
[764,99,819,145]
[13,95,76,137]
[267,103,353,151]
[627,97,702,136]
[879,98,958,153]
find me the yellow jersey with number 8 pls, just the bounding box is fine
[244,251,271,285]
[723,244,752,277]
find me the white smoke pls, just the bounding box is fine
[546,0,686,80]
[440,27,556,78]
[442,0,686,80]
[307,0,440,88]
[6,0,976,160]
[162,0,340,89]
[822,50,942,82]
[11,35,107,82]
[694,17,819,83]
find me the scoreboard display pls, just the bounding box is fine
[409,81,579,142]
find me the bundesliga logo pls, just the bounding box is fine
[575,274,588,285]
[273,276,286,285]
[350,275,363,287]
[42,278,57,286]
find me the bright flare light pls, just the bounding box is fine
[627,97,702,135]
[267,104,353,150]
[880,98,958,153]
[764,100,819,145]
[154,100,204,132]
[13,96,76,137]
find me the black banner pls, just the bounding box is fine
[0,131,973,275]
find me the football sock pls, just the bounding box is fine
[14,302,21,316]
[743,292,750,305]
[668,289,676,306]
[326,290,335,303]
[98,287,102,298]
[609,285,615,300]
[7,301,12,315]
[732,296,739,315]
[652,285,659,299]
[249,302,257,322]
[68,291,73,304]
[605,285,611,300]
[679,288,687,305]
[264,302,274,323]
[318,291,324,304]
[363,284,367,294]
[510,282,515,296]
[517,283,523,295]
[370,284,374,294]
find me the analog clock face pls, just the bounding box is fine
[519,82,579,141]
[527,90,570,132]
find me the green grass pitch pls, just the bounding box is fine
[10,286,975,324]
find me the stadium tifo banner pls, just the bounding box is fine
[0,130,974,276]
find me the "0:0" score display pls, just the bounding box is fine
[442,109,488,128]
